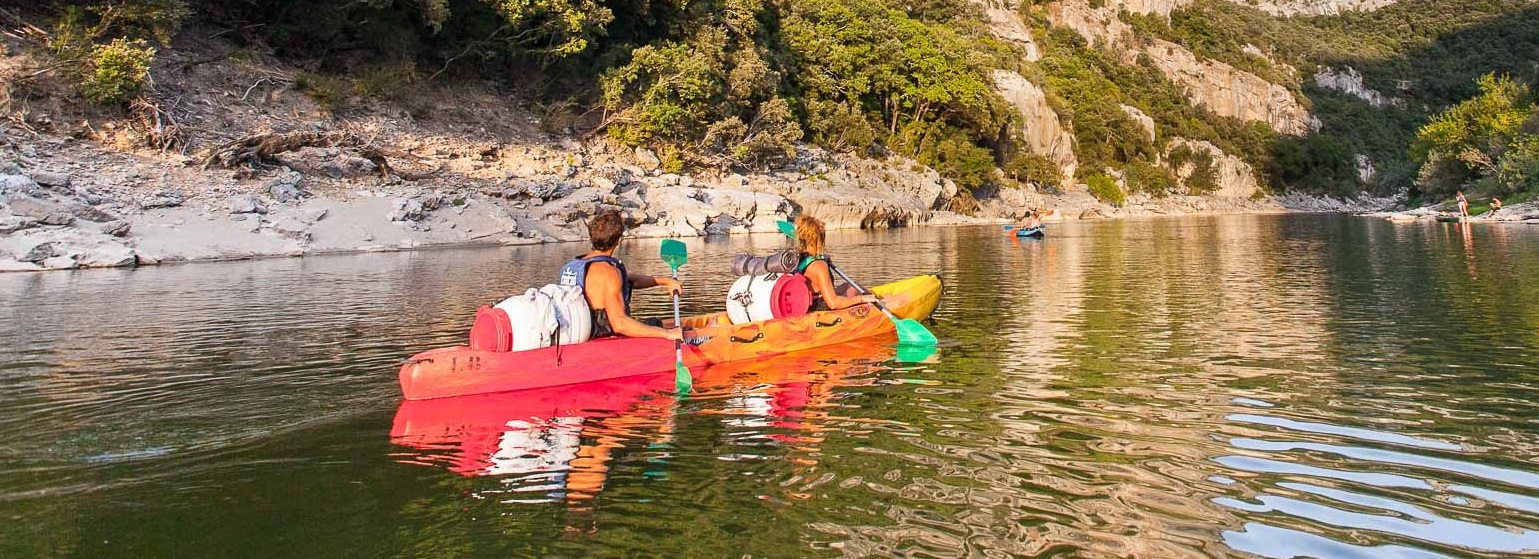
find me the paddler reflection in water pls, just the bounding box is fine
[559,210,690,341]
[794,215,879,310]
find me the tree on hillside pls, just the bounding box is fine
[1413,73,1539,198]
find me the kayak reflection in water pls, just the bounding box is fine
[389,341,894,517]
[557,210,692,341]
[390,374,679,512]
[793,215,877,311]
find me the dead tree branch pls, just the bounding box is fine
[201,131,365,168]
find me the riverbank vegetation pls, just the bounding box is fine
[1124,0,1539,198]
[1414,74,1539,203]
[9,0,1029,195]
[7,0,1538,204]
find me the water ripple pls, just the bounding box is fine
[3,216,1539,558]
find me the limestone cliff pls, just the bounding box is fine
[992,70,1081,184]
[970,0,1042,60]
[1217,0,1398,16]
[1047,0,1137,48]
[1314,66,1396,107]
[1108,0,1192,17]
[1143,39,1312,135]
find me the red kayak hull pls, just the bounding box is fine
[390,339,896,477]
[397,275,941,400]
[398,338,708,400]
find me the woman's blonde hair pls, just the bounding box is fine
[795,214,826,256]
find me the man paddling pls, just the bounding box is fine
[559,210,686,341]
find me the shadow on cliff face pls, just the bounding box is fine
[1282,5,1539,197]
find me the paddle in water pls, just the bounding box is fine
[659,239,693,393]
[775,220,938,347]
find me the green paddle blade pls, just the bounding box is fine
[660,239,688,269]
[675,361,692,393]
[776,219,796,238]
[894,317,939,346]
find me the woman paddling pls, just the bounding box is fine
[793,215,879,311]
[1019,209,1043,231]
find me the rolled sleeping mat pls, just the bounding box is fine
[731,249,800,276]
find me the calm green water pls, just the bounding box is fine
[3,215,1538,558]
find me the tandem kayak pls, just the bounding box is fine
[391,338,899,477]
[1015,226,1045,238]
[397,274,943,400]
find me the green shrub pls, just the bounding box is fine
[50,1,188,105]
[659,145,685,174]
[1003,150,1062,187]
[293,72,351,112]
[354,61,417,100]
[1085,173,1125,205]
[79,38,156,104]
[1168,145,1220,194]
[1413,73,1537,197]
[1124,159,1174,195]
[894,122,999,192]
[1496,135,1539,193]
[1269,133,1360,196]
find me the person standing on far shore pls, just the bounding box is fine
[1456,190,1470,218]
[1491,197,1503,215]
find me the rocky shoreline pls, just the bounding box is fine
[1363,200,1539,224]
[0,127,1409,275]
[0,124,1412,273]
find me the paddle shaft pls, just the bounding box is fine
[829,264,903,322]
[670,268,684,363]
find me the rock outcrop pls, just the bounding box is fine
[1121,105,1157,143]
[1143,39,1312,135]
[970,0,1042,60]
[1108,0,1192,17]
[1167,138,1261,198]
[1047,0,1137,48]
[1314,66,1396,107]
[1218,0,1398,16]
[993,70,1081,184]
[1045,0,1309,136]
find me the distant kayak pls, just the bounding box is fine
[1015,226,1046,238]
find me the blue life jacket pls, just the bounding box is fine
[558,254,631,313]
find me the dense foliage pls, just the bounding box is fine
[30,0,1024,192]
[1125,0,1539,196]
[26,0,1539,201]
[1414,74,1539,199]
[1030,26,1275,194]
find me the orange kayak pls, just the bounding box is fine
[397,274,942,400]
[681,274,942,363]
